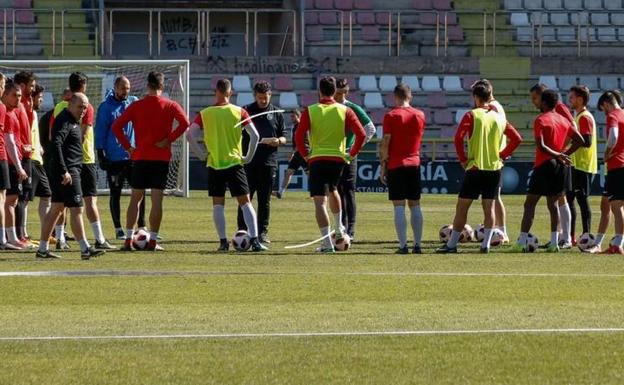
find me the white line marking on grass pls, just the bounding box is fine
[2,328,624,341]
[0,271,624,278]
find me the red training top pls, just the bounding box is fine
[454,107,523,165]
[4,108,22,164]
[606,108,624,171]
[0,103,6,161]
[554,101,575,125]
[382,106,426,170]
[533,110,574,168]
[112,95,189,161]
[295,97,366,164]
[16,103,31,159]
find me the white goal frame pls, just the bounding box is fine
[0,59,191,198]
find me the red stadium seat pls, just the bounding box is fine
[370,109,386,125]
[362,25,381,41]
[434,110,454,125]
[461,75,480,91]
[305,0,315,8]
[305,26,324,41]
[420,13,438,25]
[353,0,374,10]
[357,12,376,25]
[376,12,392,25]
[348,92,364,105]
[414,0,433,9]
[334,0,354,10]
[252,76,272,86]
[319,12,339,25]
[315,0,334,9]
[300,91,319,107]
[305,12,319,25]
[16,10,35,24]
[426,92,447,108]
[433,0,452,10]
[447,26,464,41]
[274,75,294,91]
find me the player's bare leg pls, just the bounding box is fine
[437,198,472,253]
[236,194,266,252]
[122,188,145,251]
[4,194,22,248]
[36,202,64,258]
[480,198,496,253]
[494,191,509,243]
[511,194,541,252]
[313,195,334,252]
[275,168,295,199]
[604,200,624,254]
[588,196,612,253]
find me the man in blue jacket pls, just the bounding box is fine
[95,76,145,239]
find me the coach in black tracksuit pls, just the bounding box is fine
[236,81,286,244]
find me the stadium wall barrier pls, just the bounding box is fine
[188,160,607,195]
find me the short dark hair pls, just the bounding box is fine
[318,76,336,97]
[336,78,349,90]
[530,83,547,94]
[253,80,271,94]
[569,85,590,106]
[69,71,88,92]
[216,78,231,94]
[291,109,301,118]
[3,79,19,95]
[598,90,622,111]
[147,71,164,91]
[14,71,35,85]
[32,84,44,96]
[114,75,129,87]
[394,83,412,100]
[472,83,492,101]
[472,78,492,90]
[541,89,559,110]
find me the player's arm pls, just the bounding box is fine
[276,112,287,146]
[111,106,134,153]
[167,102,190,144]
[242,123,260,164]
[345,108,366,159]
[295,109,311,159]
[4,131,25,177]
[454,111,473,167]
[605,125,618,161]
[578,115,593,148]
[563,123,585,156]
[352,103,376,142]
[187,114,207,161]
[50,121,70,174]
[500,122,523,160]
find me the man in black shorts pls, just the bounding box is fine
[36,93,104,260]
[275,109,306,199]
[437,81,521,254]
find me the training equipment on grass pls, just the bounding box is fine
[460,224,474,243]
[474,224,485,242]
[284,231,335,249]
[439,224,453,243]
[525,233,539,252]
[132,229,151,250]
[577,233,596,251]
[331,233,351,251]
[231,230,251,252]
[489,229,505,247]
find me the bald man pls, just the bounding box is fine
[36,93,104,260]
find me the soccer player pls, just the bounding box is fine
[95,75,146,240]
[187,78,266,252]
[36,93,104,260]
[52,72,114,250]
[295,76,366,253]
[28,84,52,237]
[567,85,597,242]
[334,78,376,240]
[379,83,426,254]
[437,81,522,254]
[596,90,624,254]
[13,71,36,245]
[275,109,306,199]
[2,80,28,249]
[530,83,576,248]
[113,71,190,251]
[511,90,584,253]
[235,81,286,244]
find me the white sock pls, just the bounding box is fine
[333,210,344,235]
[125,229,133,240]
[498,225,508,237]
[595,233,605,246]
[320,226,332,248]
[78,238,90,252]
[393,206,407,248]
[213,205,226,240]
[517,232,528,246]
[241,202,258,238]
[7,227,17,243]
[410,205,423,247]
[279,186,286,195]
[0,227,5,244]
[38,240,49,252]
[90,221,105,243]
[482,228,493,249]
[447,230,461,248]
[55,225,65,242]
[551,231,559,247]
[559,204,571,242]
[149,231,158,242]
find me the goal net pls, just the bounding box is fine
[0,60,190,197]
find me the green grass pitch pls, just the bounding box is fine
[1,192,623,384]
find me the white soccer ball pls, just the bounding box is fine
[525,232,539,252]
[132,229,150,250]
[331,233,351,251]
[474,224,485,242]
[439,224,453,243]
[231,230,251,252]
[460,224,474,243]
[577,232,596,251]
[489,229,505,247]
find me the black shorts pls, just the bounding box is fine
[387,166,422,201]
[107,160,132,190]
[458,169,501,200]
[80,163,98,197]
[563,164,573,193]
[30,161,51,199]
[287,152,308,172]
[527,159,566,197]
[309,160,344,197]
[131,160,169,190]
[571,168,592,197]
[7,164,22,196]
[50,167,83,208]
[602,173,610,197]
[339,158,357,190]
[0,160,9,190]
[207,165,249,197]
[20,158,33,195]
[606,167,624,201]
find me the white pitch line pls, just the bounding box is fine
[1,328,624,341]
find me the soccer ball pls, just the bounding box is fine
[474,224,485,242]
[331,233,351,251]
[439,224,453,243]
[231,230,251,252]
[132,229,150,250]
[489,229,505,247]
[577,233,596,251]
[525,232,539,252]
[460,224,474,243]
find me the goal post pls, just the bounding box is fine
[0,59,190,197]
